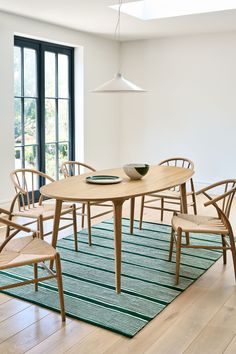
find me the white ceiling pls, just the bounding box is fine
[1,0,236,41]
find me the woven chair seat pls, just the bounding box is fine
[0,236,56,270]
[12,202,72,219]
[172,213,228,234]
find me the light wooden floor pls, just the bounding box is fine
[0,195,236,354]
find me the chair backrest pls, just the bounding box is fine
[159,157,194,170]
[0,208,34,248]
[61,161,96,178]
[159,157,194,192]
[10,168,54,210]
[201,180,236,220]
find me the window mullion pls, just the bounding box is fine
[21,47,25,169]
[55,53,59,180]
[69,49,75,161]
[39,44,45,180]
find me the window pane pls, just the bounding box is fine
[58,54,69,98]
[25,145,38,170]
[58,142,69,178]
[15,147,23,169]
[58,99,69,141]
[45,143,56,180]
[45,52,56,97]
[45,99,56,143]
[14,47,21,96]
[24,48,37,97]
[15,98,22,146]
[24,99,37,145]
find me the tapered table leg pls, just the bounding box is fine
[50,199,63,269]
[113,199,125,294]
[130,197,135,234]
[180,183,190,244]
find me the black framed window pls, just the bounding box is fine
[14,36,74,186]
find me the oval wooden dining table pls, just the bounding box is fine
[40,165,194,293]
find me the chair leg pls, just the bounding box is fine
[192,195,197,215]
[6,214,13,239]
[87,202,92,246]
[34,263,38,291]
[169,227,175,261]
[55,253,65,321]
[185,232,190,246]
[221,235,227,265]
[81,203,85,228]
[72,205,78,251]
[160,198,164,222]
[175,228,182,285]
[6,225,11,239]
[139,196,145,230]
[37,215,44,239]
[228,232,236,281]
[190,178,197,215]
[130,197,135,234]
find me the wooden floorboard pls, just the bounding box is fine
[65,328,121,354]
[0,313,70,353]
[183,299,236,354]
[0,305,49,345]
[25,320,96,354]
[0,195,236,353]
[0,299,30,324]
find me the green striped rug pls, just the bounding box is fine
[0,218,223,337]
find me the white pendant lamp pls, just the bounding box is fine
[93,0,146,93]
[93,72,145,92]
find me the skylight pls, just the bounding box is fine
[111,0,236,20]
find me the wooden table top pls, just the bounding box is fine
[40,165,194,202]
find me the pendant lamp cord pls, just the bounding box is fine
[115,0,122,42]
[114,0,122,73]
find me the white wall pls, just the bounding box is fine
[120,32,236,187]
[1,11,236,203]
[0,26,14,203]
[0,11,120,204]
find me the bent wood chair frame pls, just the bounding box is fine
[0,208,65,321]
[61,161,113,246]
[8,168,78,251]
[169,179,236,284]
[139,157,197,228]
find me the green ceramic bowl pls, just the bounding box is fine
[123,164,149,180]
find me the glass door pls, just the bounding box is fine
[14,36,74,191]
[44,50,72,180]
